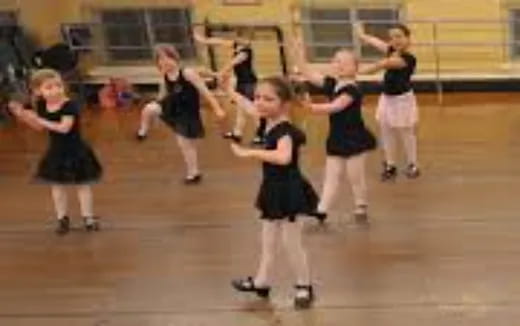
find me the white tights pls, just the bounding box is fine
[317,154,368,214]
[254,219,310,287]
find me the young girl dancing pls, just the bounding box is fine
[224,75,318,309]
[9,69,102,235]
[355,23,420,181]
[293,40,376,224]
[194,27,266,144]
[136,44,226,184]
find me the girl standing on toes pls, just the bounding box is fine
[293,41,376,224]
[225,76,318,309]
[193,27,266,145]
[136,44,226,185]
[9,69,102,235]
[355,23,420,181]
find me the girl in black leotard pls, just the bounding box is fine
[356,23,420,181]
[9,69,102,235]
[224,75,318,309]
[293,37,376,224]
[136,44,226,185]
[194,27,266,144]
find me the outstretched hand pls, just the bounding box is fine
[9,102,41,126]
[23,110,40,123]
[354,22,365,36]
[7,100,24,116]
[230,142,250,158]
[192,26,205,42]
[214,107,227,121]
[219,72,234,93]
[299,92,313,111]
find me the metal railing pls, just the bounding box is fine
[57,17,520,103]
[298,18,520,103]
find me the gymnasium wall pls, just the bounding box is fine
[4,0,520,76]
[408,0,506,73]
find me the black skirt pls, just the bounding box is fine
[326,128,377,158]
[256,176,318,222]
[35,140,102,185]
[160,99,205,139]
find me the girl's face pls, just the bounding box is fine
[389,28,410,51]
[36,77,65,102]
[156,51,178,74]
[254,82,286,119]
[331,50,357,78]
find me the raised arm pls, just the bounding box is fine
[193,27,235,47]
[221,74,258,117]
[358,53,407,74]
[183,67,226,120]
[354,22,390,54]
[291,35,325,87]
[218,51,248,78]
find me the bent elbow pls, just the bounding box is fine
[58,126,73,134]
[278,155,292,166]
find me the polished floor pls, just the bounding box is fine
[1,93,520,325]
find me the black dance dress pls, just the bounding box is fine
[322,77,377,158]
[35,99,102,184]
[383,47,417,96]
[255,121,318,222]
[159,68,204,139]
[233,43,257,100]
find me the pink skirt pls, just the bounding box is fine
[376,91,418,128]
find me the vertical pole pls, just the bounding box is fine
[204,19,218,72]
[143,9,156,59]
[274,27,288,75]
[504,12,512,68]
[432,20,443,106]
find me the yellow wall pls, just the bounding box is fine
[6,0,520,75]
[407,0,505,72]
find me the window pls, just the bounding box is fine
[100,8,195,62]
[303,9,353,59]
[0,11,16,25]
[302,7,400,61]
[101,10,150,61]
[510,9,520,58]
[357,9,400,57]
[149,9,195,58]
[62,23,94,52]
[0,11,17,39]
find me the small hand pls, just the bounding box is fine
[354,22,365,36]
[293,35,303,49]
[207,70,219,79]
[230,143,249,158]
[217,71,231,83]
[290,72,306,83]
[300,92,313,109]
[192,26,205,42]
[219,73,234,92]
[7,100,24,116]
[24,110,41,123]
[215,107,226,120]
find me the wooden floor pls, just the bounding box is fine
[2,93,520,325]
